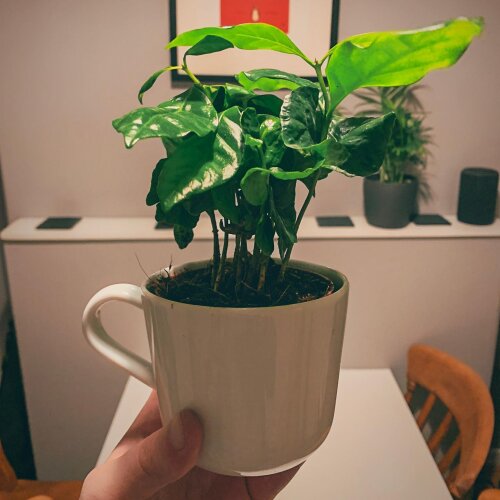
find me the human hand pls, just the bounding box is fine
[81,391,301,499]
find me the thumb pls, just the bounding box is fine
[82,410,203,500]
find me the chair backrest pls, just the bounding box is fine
[479,489,500,500]
[406,344,494,499]
[0,443,17,492]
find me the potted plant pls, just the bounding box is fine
[356,84,433,228]
[82,18,482,476]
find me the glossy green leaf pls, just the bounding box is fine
[241,168,269,206]
[259,115,285,166]
[185,35,234,57]
[245,135,264,150]
[161,137,180,155]
[167,23,311,63]
[241,108,260,138]
[271,179,296,258]
[146,159,166,206]
[138,66,179,104]
[269,185,297,245]
[241,164,325,206]
[272,165,326,180]
[280,87,324,149]
[155,202,199,229]
[207,86,227,112]
[113,87,217,148]
[326,17,484,109]
[236,69,317,91]
[174,224,194,249]
[247,94,283,116]
[322,113,396,177]
[157,106,244,212]
[221,84,255,108]
[211,184,240,222]
[255,214,275,256]
[184,192,214,216]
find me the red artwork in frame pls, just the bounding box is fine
[169,0,340,82]
[220,0,290,33]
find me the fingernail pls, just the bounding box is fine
[168,412,185,451]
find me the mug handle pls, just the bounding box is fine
[82,284,154,388]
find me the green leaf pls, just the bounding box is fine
[211,184,240,222]
[161,137,180,155]
[146,159,166,206]
[241,164,325,206]
[174,224,194,249]
[241,108,260,138]
[155,202,199,228]
[167,23,311,64]
[259,115,285,166]
[157,106,244,212]
[270,165,326,180]
[207,86,227,112]
[241,108,265,156]
[241,168,269,206]
[280,87,324,149]
[269,185,297,245]
[271,178,296,258]
[113,87,217,148]
[322,113,396,177]
[138,66,179,104]
[185,35,234,57]
[326,17,484,109]
[247,94,283,116]
[222,84,255,108]
[255,214,275,256]
[236,69,317,92]
[184,192,214,215]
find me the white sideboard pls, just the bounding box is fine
[2,216,499,480]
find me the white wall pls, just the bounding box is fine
[0,0,499,221]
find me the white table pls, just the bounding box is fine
[98,369,451,499]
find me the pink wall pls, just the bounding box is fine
[0,0,498,221]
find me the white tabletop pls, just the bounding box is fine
[98,369,451,500]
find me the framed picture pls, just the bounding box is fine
[169,0,340,83]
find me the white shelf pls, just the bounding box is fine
[1,215,500,243]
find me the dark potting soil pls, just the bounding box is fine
[147,260,335,308]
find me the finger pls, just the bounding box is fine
[111,391,162,459]
[125,390,162,435]
[82,410,203,500]
[247,463,303,499]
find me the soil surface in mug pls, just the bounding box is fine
[147,259,334,308]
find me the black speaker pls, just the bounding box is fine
[457,167,499,225]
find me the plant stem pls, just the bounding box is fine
[181,63,202,86]
[235,233,243,292]
[214,222,229,291]
[279,169,321,280]
[314,62,331,114]
[250,241,261,286]
[278,62,330,280]
[208,211,220,287]
[257,256,269,291]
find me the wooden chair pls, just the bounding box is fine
[479,489,500,500]
[0,443,82,500]
[405,344,494,499]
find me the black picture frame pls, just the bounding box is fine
[169,0,341,84]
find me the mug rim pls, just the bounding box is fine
[141,259,348,312]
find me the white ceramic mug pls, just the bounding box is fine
[82,260,349,476]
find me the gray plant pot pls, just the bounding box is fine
[363,175,418,228]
